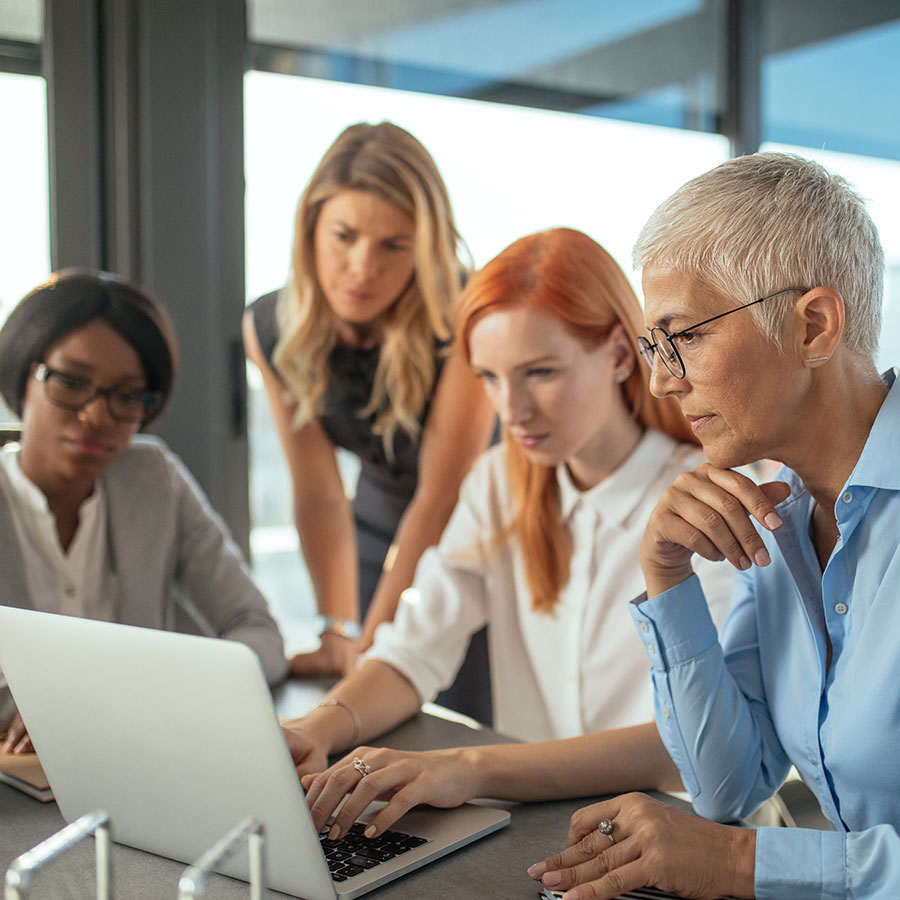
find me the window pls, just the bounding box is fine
[243,72,728,631]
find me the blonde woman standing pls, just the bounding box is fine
[244,123,494,718]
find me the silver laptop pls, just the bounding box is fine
[0,607,509,899]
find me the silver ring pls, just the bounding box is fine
[597,818,615,845]
[352,757,371,778]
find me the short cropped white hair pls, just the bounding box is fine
[633,152,884,358]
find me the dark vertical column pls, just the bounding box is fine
[43,0,250,553]
[723,0,762,158]
[129,0,250,553]
[44,0,104,270]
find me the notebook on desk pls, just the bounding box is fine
[0,607,509,900]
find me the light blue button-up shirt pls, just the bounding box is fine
[630,369,900,900]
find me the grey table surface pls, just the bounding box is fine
[1,679,682,899]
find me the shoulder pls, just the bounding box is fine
[246,288,284,363]
[113,434,170,466]
[105,435,187,490]
[642,429,706,481]
[458,444,512,510]
[462,443,507,486]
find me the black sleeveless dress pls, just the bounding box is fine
[249,290,492,723]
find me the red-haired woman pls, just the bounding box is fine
[281,228,733,839]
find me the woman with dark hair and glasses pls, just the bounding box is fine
[530,154,897,899]
[0,269,287,753]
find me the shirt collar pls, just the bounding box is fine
[557,428,677,529]
[773,367,900,511]
[0,445,51,515]
[845,367,900,491]
[0,444,103,519]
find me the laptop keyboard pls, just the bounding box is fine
[542,887,735,899]
[319,822,429,882]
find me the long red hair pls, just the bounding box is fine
[456,228,696,613]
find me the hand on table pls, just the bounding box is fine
[528,792,755,900]
[302,746,476,838]
[281,722,331,779]
[2,713,34,755]
[641,462,790,596]
[289,632,359,678]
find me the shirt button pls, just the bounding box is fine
[640,622,650,633]
[842,491,853,504]
[661,706,670,719]
[834,602,848,615]
[647,644,656,655]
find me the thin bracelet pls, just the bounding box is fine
[317,698,360,747]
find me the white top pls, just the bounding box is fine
[366,429,735,742]
[0,446,117,621]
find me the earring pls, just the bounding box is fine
[805,356,830,365]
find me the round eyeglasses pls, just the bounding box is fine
[33,363,162,423]
[637,287,809,379]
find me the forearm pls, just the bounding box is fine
[632,579,787,819]
[460,722,683,802]
[295,497,358,622]
[359,493,457,650]
[283,659,421,755]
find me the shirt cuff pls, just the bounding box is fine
[755,826,846,900]
[629,573,719,669]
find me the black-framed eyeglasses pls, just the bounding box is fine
[636,287,809,379]
[33,363,162,423]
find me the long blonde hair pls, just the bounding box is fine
[456,228,697,614]
[273,122,466,449]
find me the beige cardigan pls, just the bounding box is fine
[0,436,287,728]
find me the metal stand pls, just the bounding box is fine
[4,808,112,900]
[178,818,266,900]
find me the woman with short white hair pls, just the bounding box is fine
[529,152,898,899]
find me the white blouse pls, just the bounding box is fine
[0,446,117,622]
[366,429,734,742]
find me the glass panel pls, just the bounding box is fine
[0,0,43,43]
[243,71,729,634]
[0,72,50,318]
[247,0,722,132]
[762,5,900,160]
[0,71,50,427]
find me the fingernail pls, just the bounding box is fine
[764,512,782,530]
[754,547,771,567]
[738,555,751,570]
[364,824,377,838]
[543,871,561,887]
[563,890,579,900]
[527,863,546,878]
[329,824,341,840]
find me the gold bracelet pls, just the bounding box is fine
[317,698,360,747]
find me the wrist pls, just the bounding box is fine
[316,697,361,752]
[457,746,491,797]
[725,824,756,898]
[318,615,361,642]
[641,561,695,600]
[287,705,346,756]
